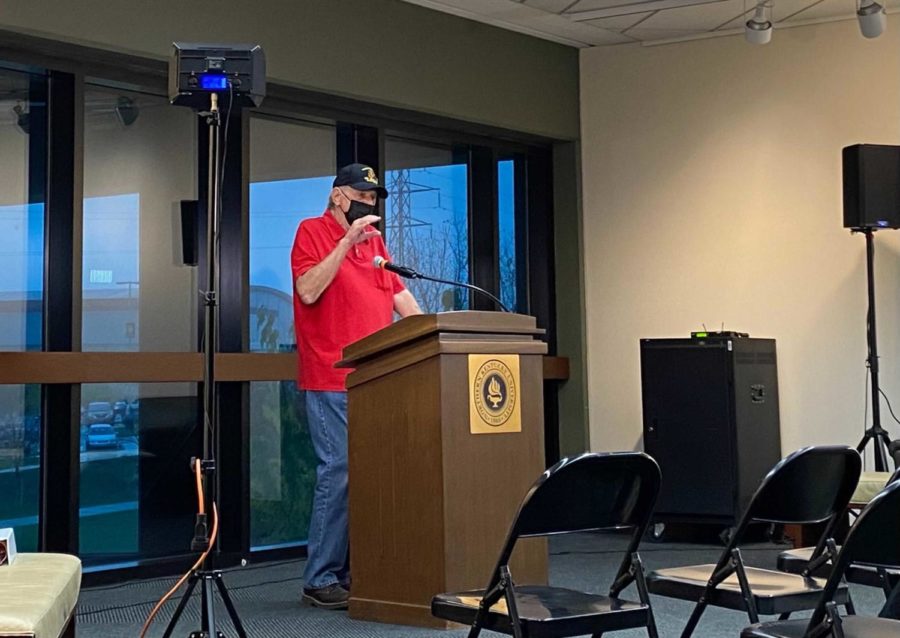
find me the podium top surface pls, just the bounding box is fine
[338,311,544,368]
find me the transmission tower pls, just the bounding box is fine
[386,169,436,266]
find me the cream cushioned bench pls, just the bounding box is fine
[0,554,81,638]
[850,471,893,506]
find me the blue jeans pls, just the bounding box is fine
[302,390,350,590]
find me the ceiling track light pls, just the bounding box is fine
[745,2,773,44]
[857,0,886,38]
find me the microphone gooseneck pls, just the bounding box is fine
[372,256,510,312]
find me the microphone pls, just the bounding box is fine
[373,256,420,279]
[373,256,510,312]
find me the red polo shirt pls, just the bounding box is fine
[291,210,404,391]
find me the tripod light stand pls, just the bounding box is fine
[158,88,249,638]
[855,227,893,471]
[140,43,265,638]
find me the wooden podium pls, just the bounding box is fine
[337,311,549,628]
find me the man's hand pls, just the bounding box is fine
[344,215,381,245]
[296,214,382,305]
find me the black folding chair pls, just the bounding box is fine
[776,468,900,597]
[646,446,861,638]
[431,452,661,638]
[742,479,900,638]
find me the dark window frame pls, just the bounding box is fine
[0,31,559,580]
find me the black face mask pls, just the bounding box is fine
[345,199,376,224]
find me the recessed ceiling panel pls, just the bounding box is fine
[772,0,866,23]
[567,0,733,19]
[569,0,659,9]
[523,0,584,11]
[417,0,554,20]
[630,0,746,33]
[543,19,638,42]
[398,0,619,46]
[395,0,895,47]
[584,11,656,30]
[715,0,845,30]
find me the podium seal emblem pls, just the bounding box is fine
[468,354,522,434]
[474,359,517,426]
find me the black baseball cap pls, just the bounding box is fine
[333,163,389,198]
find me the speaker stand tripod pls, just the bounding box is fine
[855,227,893,471]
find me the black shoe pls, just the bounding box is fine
[302,583,349,610]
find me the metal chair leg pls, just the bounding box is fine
[844,592,856,616]
[680,601,707,638]
[732,549,759,624]
[826,601,846,638]
[503,571,524,638]
[631,554,659,638]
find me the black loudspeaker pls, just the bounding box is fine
[640,337,782,528]
[180,200,198,266]
[843,144,900,229]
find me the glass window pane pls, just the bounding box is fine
[250,381,315,548]
[0,68,44,351]
[384,137,469,313]
[0,67,44,553]
[498,158,527,314]
[248,115,334,547]
[249,115,336,353]
[79,382,198,566]
[0,384,41,552]
[82,87,197,352]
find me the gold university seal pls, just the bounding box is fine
[468,354,522,434]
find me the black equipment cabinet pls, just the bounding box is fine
[640,337,782,529]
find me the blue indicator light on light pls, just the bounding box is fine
[878,220,889,227]
[199,74,228,90]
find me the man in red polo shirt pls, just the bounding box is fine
[291,163,421,609]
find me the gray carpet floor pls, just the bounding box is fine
[77,533,887,638]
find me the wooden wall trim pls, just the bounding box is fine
[0,352,567,384]
[216,353,295,382]
[543,356,570,381]
[0,352,201,384]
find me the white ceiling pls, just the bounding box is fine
[399,0,894,47]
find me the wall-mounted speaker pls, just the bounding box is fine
[180,200,199,266]
[843,144,900,229]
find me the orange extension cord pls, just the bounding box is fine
[139,459,218,638]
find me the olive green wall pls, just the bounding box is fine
[0,0,579,140]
